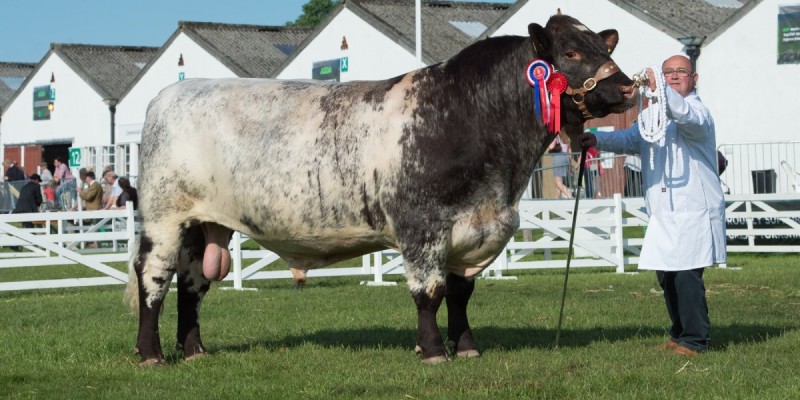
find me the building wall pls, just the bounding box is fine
[115,33,237,144]
[277,8,419,81]
[1,53,109,149]
[491,0,683,77]
[701,0,800,146]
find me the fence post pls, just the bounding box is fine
[232,231,243,290]
[613,193,625,273]
[126,204,135,252]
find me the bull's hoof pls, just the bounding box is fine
[139,357,166,367]
[456,349,481,358]
[185,352,208,362]
[421,354,450,364]
[416,344,450,363]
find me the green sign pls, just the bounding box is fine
[68,148,81,167]
[779,5,800,64]
[33,85,51,120]
[340,57,349,72]
[312,59,340,82]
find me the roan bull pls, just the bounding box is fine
[126,13,637,365]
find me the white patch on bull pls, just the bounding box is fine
[139,76,422,274]
[447,198,520,278]
[573,24,590,32]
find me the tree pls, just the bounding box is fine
[286,0,341,27]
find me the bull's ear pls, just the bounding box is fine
[598,29,619,55]
[528,23,553,60]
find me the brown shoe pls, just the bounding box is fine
[671,345,699,357]
[657,339,679,351]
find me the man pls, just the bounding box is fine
[4,160,25,181]
[579,55,726,356]
[12,174,43,227]
[79,171,103,211]
[102,170,122,209]
[53,157,76,209]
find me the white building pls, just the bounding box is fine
[0,44,157,176]
[114,22,311,178]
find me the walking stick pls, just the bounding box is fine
[554,147,588,349]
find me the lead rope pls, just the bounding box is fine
[554,147,588,349]
[636,66,668,171]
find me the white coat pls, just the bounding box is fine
[594,89,727,271]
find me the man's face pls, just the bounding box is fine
[103,174,113,184]
[662,55,697,97]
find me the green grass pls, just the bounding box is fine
[1,253,798,399]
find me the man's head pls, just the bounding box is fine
[79,168,87,180]
[662,55,697,97]
[29,174,41,183]
[86,171,96,181]
[103,170,117,184]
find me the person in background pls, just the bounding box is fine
[548,134,573,199]
[578,54,726,357]
[38,161,53,187]
[79,171,103,211]
[116,177,138,210]
[12,174,42,226]
[53,157,76,209]
[42,180,57,211]
[102,170,122,209]
[4,159,25,182]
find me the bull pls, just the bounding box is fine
[126,13,637,365]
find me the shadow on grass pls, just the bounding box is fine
[215,323,794,355]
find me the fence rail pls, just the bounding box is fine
[1,194,798,291]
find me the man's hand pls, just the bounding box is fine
[577,132,597,149]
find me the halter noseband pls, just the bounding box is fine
[564,60,620,120]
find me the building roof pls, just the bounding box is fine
[354,0,512,62]
[0,62,35,111]
[482,0,756,46]
[278,0,511,72]
[54,44,159,100]
[179,22,313,77]
[607,0,757,42]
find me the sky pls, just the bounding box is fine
[0,0,516,64]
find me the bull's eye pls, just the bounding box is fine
[565,51,577,59]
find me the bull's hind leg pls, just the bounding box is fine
[176,225,211,360]
[446,273,480,358]
[134,228,182,365]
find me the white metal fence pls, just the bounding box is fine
[2,194,797,292]
[718,141,800,195]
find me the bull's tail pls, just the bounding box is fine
[123,237,140,315]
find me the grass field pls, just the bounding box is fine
[1,253,798,399]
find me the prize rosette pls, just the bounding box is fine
[525,59,552,121]
[547,72,568,133]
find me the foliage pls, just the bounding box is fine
[286,0,341,27]
[1,253,798,399]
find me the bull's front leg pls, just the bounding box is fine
[445,273,480,358]
[402,233,450,363]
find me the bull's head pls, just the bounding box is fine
[528,14,637,148]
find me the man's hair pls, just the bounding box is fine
[87,171,96,179]
[103,170,117,179]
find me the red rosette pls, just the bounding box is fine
[547,72,568,134]
[547,72,568,94]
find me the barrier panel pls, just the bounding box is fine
[1,195,797,291]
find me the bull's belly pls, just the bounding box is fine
[445,205,519,277]
[251,230,395,270]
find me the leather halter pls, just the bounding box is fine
[564,60,620,120]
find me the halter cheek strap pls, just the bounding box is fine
[565,61,620,120]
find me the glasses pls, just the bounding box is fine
[662,68,692,77]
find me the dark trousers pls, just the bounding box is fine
[656,268,710,351]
